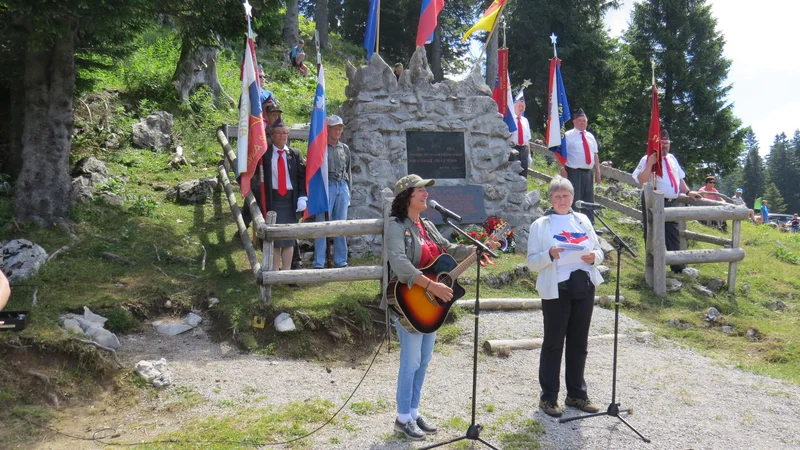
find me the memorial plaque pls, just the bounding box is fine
[406,131,466,179]
[421,185,486,225]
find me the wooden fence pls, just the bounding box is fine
[215,126,392,310]
[643,182,748,296]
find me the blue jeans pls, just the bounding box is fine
[313,179,350,268]
[394,318,436,415]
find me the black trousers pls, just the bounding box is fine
[513,145,529,177]
[540,270,595,403]
[640,193,686,273]
[566,167,595,224]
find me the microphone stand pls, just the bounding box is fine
[558,209,650,443]
[421,217,498,450]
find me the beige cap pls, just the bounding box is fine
[393,174,435,195]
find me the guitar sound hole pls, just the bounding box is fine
[438,275,452,287]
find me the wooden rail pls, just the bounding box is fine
[527,168,641,219]
[644,182,745,296]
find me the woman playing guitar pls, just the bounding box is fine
[381,174,500,441]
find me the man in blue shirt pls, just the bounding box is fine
[761,200,770,224]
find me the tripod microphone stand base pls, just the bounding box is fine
[420,424,498,450]
[559,403,650,443]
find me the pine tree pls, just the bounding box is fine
[763,182,786,215]
[615,0,743,182]
[740,129,765,209]
[767,133,798,213]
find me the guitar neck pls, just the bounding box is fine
[449,252,478,279]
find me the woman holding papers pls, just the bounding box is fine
[527,176,605,418]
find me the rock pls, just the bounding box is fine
[208,297,219,308]
[596,265,611,278]
[134,359,172,389]
[694,284,715,297]
[497,347,512,358]
[721,325,735,334]
[666,278,683,292]
[766,301,786,312]
[152,321,194,336]
[705,307,722,322]
[83,306,108,326]
[274,312,296,332]
[742,282,750,293]
[745,328,760,340]
[166,177,218,204]
[598,237,615,254]
[666,319,693,329]
[86,327,121,349]
[682,267,700,278]
[525,190,541,208]
[183,312,203,327]
[73,156,109,178]
[62,319,86,336]
[616,217,642,227]
[707,278,725,292]
[132,111,173,151]
[513,264,530,278]
[0,239,48,282]
[100,192,124,206]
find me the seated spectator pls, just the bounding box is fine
[289,40,309,77]
[732,188,756,221]
[258,65,278,109]
[698,176,726,231]
[393,63,403,80]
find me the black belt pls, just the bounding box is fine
[566,167,591,172]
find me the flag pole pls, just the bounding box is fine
[376,0,381,57]
[471,2,508,72]
[651,57,658,191]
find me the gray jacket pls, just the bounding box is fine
[381,216,471,310]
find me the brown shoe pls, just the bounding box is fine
[539,399,564,417]
[565,396,601,413]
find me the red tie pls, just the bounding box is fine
[663,156,678,194]
[277,149,288,196]
[517,116,524,146]
[581,131,592,165]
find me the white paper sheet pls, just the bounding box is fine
[555,242,591,265]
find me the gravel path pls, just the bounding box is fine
[104,302,800,450]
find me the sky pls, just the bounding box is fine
[605,0,800,155]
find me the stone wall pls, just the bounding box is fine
[337,48,541,257]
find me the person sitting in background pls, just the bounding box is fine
[0,270,9,312]
[258,65,278,109]
[761,200,770,225]
[698,176,726,231]
[393,63,404,80]
[732,188,756,221]
[527,176,605,418]
[289,40,309,77]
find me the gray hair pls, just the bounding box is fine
[548,176,574,197]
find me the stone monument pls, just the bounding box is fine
[338,48,541,256]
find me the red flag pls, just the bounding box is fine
[647,84,662,178]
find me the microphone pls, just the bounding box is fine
[428,200,463,223]
[574,200,605,211]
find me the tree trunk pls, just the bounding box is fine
[15,27,76,225]
[485,30,499,86]
[172,37,234,108]
[283,0,300,49]
[315,0,329,50]
[431,25,444,81]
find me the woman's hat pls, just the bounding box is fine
[393,174,435,195]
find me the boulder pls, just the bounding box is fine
[596,265,611,278]
[704,307,722,322]
[152,321,194,336]
[707,278,725,292]
[166,177,218,204]
[0,239,48,282]
[73,156,109,179]
[682,267,700,278]
[694,284,715,298]
[274,312,296,332]
[183,312,203,327]
[666,278,683,292]
[132,111,173,151]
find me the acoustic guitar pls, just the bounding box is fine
[386,225,508,334]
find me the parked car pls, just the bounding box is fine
[769,213,794,227]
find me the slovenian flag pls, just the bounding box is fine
[416,0,445,46]
[237,37,268,197]
[305,64,329,219]
[545,58,571,164]
[364,0,379,60]
[492,48,517,134]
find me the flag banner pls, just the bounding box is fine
[305,65,329,218]
[237,38,268,197]
[545,58,571,164]
[416,0,445,47]
[461,0,505,42]
[492,49,517,134]
[647,84,663,177]
[364,0,379,60]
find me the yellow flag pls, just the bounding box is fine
[461,0,506,42]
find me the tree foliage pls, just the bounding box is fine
[506,0,621,142]
[615,0,743,182]
[766,133,798,213]
[740,129,765,209]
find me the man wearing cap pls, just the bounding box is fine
[561,109,602,225]
[264,103,283,143]
[510,96,531,177]
[313,115,352,269]
[633,128,701,274]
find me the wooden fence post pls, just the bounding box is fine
[678,221,688,250]
[260,211,276,305]
[652,189,667,297]
[643,183,654,288]
[728,219,742,294]
[381,188,393,342]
